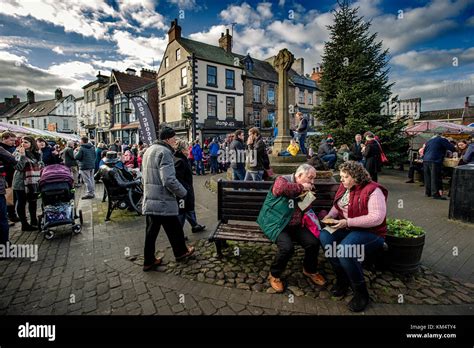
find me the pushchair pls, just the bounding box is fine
[38,164,83,240]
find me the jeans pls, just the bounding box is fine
[270,225,321,278]
[319,228,384,286]
[178,211,198,228]
[423,161,442,196]
[210,156,219,174]
[144,215,188,265]
[279,150,291,157]
[0,195,9,244]
[298,133,307,155]
[232,167,246,181]
[70,166,79,186]
[321,154,337,169]
[80,169,95,196]
[195,160,205,175]
[244,170,264,181]
[14,190,37,227]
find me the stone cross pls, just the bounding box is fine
[272,48,294,154]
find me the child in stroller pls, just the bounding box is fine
[38,164,83,240]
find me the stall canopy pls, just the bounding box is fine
[405,121,474,135]
[0,122,80,141]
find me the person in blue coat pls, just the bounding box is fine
[423,134,455,200]
[192,140,205,175]
[209,138,220,174]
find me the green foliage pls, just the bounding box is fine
[387,218,425,238]
[313,0,406,163]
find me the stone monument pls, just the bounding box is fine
[270,48,307,174]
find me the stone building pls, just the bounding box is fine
[81,72,109,140]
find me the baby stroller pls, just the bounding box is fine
[38,164,83,240]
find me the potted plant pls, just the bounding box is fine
[385,218,425,274]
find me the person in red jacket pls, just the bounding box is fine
[319,161,388,312]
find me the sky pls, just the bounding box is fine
[0,0,473,111]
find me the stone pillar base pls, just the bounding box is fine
[272,135,293,154]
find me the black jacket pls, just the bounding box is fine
[174,151,195,212]
[42,145,62,166]
[350,142,363,161]
[363,140,381,176]
[229,138,245,169]
[0,142,17,187]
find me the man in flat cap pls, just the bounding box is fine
[141,127,195,271]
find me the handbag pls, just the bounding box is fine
[5,187,14,206]
[302,209,322,238]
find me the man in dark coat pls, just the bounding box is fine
[0,132,20,223]
[229,129,246,180]
[362,133,381,182]
[174,139,205,234]
[350,134,364,162]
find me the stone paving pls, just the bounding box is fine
[0,170,472,315]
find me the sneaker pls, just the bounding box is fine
[433,195,447,200]
[303,269,327,287]
[405,179,414,183]
[268,274,284,293]
[21,224,37,232]
[81,195,94,200]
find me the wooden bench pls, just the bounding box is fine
[208,179,339,257]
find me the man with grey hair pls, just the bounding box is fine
[257,163,326,293]
[62,140,79,186]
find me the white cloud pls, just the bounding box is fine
[371,0,470,53]
[0,0,115,40]
[167,0,198,10]
[257,2,273,20]
[352,0,382,18]
[0,36,108,55]
[130,9,167,30]
[0,50,28,64]
[392,48,474,71]
[112,30,168,67]
[188,25,228,46]
[48,61,97,80]
[220,2,266,27]
[52,46,65,55]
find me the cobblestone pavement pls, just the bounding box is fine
[0,171,472,315]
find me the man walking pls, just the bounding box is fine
[62,141,79,187]
[75,137,96,199]
[0,132,20,223]
[142,127,195,271]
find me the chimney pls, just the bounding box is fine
[27,90,35,104]
[310,65,322,83]
[126,68,136,76]
[97,71,107,83]
[4,95,20,109]
[55,88,63,100]
[291,58,304,76]
[465,97,470,108]
[140,68,157,80]
[218,28,232,53]
[168,18,182,43]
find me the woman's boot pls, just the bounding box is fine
[330,269,350,297]
[348,282,370,312]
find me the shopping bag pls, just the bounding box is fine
[302,209,322,238]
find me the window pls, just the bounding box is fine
[96,92,101,105]
[87,90,91,102]
[161,103,166,123]
[164,56,169,68]
[253,110,260,128]
[181,96,188,113]
[253,84,261,102]
[97,111,101,124]
[226,97,235,118]
[299,90,304,104]
[308,93,313,105]
[160,79,166,96]
[31,120,35,128]
[267,87,275,104]
[207,65,217,86]
[225,69,235,89]
[181,67,187,87]
[43,119,47,129]
[176,48,181,61]
[207,95,217,117]
[63,119,69,130]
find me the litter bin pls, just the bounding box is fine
[449,164,474,223]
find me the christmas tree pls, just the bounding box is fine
[314,0,408,164]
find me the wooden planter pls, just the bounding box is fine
[385,233,425,274]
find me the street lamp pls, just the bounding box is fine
[187,53,197,141]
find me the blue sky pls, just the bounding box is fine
[1,0,473,111]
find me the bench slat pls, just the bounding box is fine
[214,231,270,243]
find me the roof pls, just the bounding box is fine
[178,37,237,67]
[82,75,110,90]
[111,70,156,94]
[12,97,67,119]
[419,106,474,121]
[1,101,28,119]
